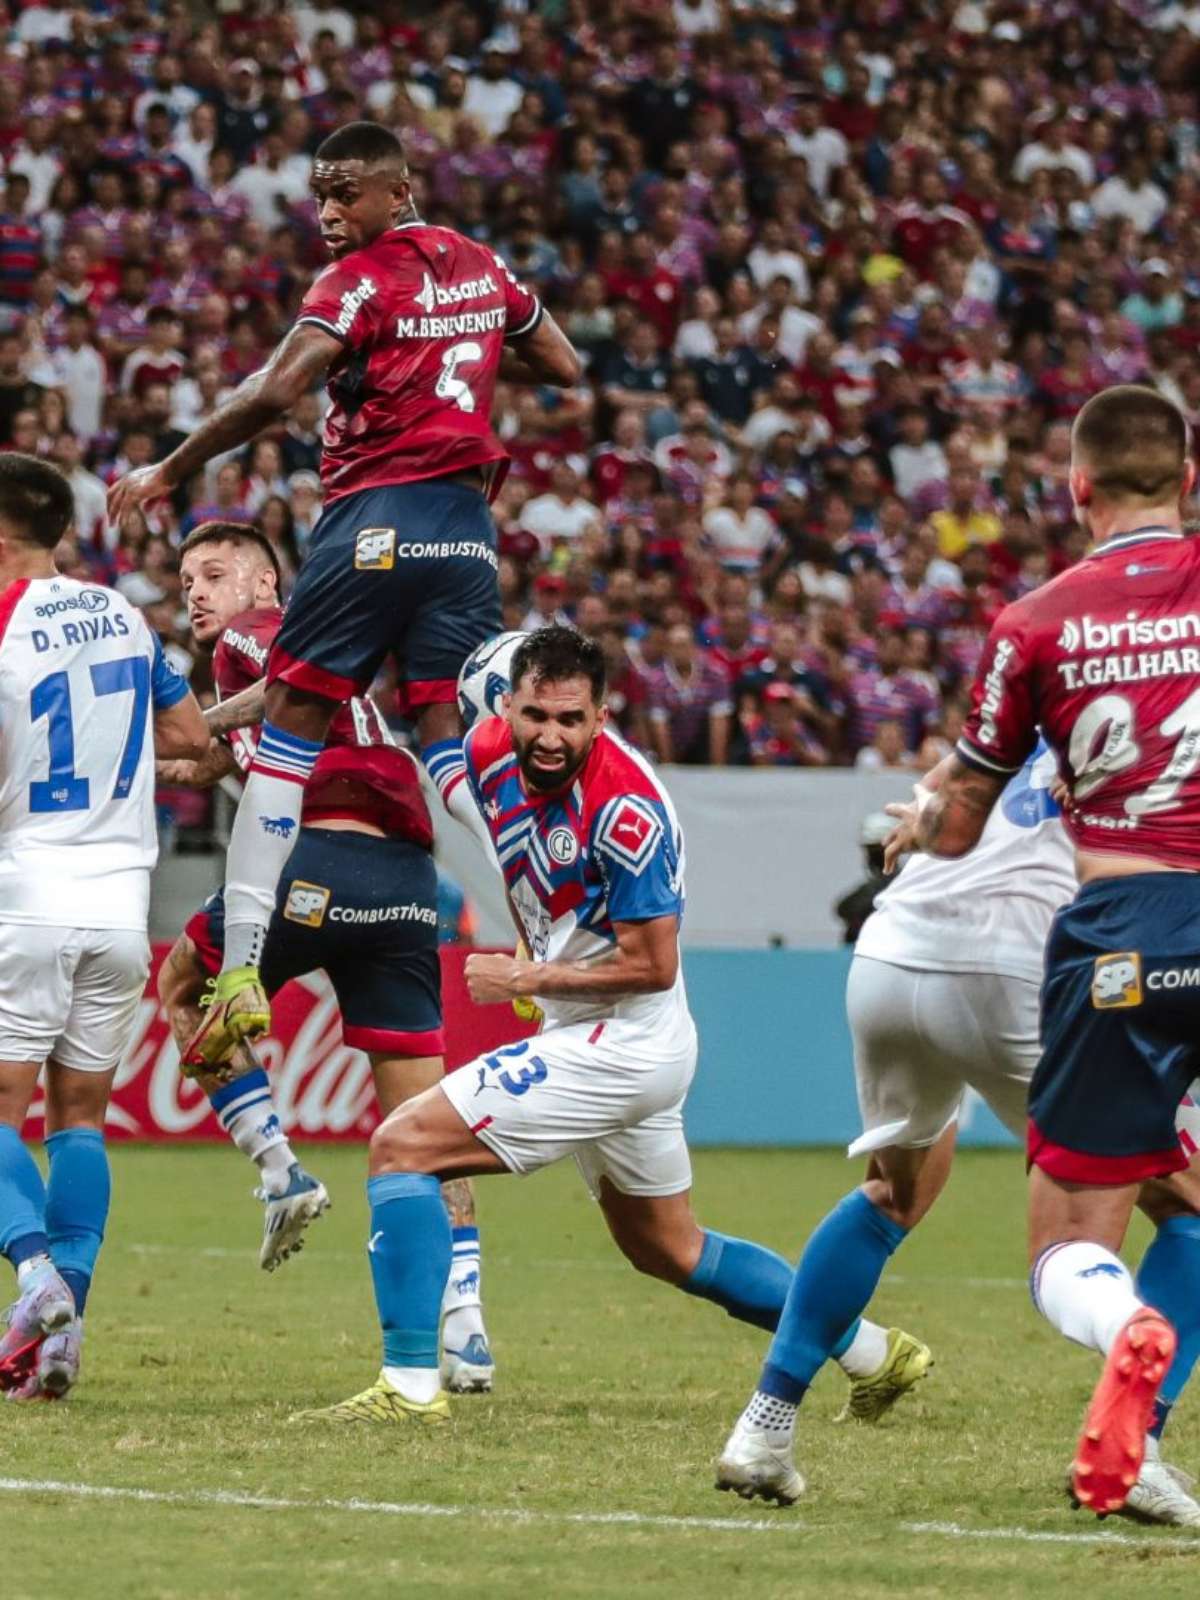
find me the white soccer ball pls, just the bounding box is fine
[457,630,528,729]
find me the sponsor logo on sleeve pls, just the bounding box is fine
[354,527,396,570]
[334,276,376,335]
[283,881,331,927]
[597,797,663,875]
[1091,951,1143,1009]
[977,637,1015,747]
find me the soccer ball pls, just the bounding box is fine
[457,631,528,729]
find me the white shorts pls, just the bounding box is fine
[847,956,1039,1152]
[0,924,149,1073]
[441,1015,698,1198]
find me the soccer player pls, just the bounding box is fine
[718,740,1200,1524]
[107,119,581,1072]
[297,627,901,1423]
[805,383,1200,1520]
[0,454,206,1399]
[157,520,494,1387]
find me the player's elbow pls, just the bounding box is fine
[641,946,679,993]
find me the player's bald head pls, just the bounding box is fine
[1071,385,1191,508]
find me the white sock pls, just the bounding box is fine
[739,1389,797,1448]
[1032,1241,1144,1355]
[213,1073,296,1196]
[836,1318,890,1378]
[223,725,321,971]
[383,1364,442,1404]
[441,1228,485,1346]
[16,1252,51,1287]
[422,739,501,873]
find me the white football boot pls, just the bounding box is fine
[715,1417,805,1505]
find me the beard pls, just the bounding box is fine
[513,735,590,794]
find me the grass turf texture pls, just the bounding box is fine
[4,1145,1198,1599]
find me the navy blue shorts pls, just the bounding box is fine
[184,827,443,1057]
[269,479,501,714]
[1030,873,1200,1184]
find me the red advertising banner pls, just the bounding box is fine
[21,945,535,1142]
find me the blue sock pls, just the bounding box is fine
[44,1128,110,1317]
[0,1124,48,1269]
[367,1173,452,1368]
[1136,1214,1200,1435]
[683,1230,792,1331]
[759,1189,907,1403]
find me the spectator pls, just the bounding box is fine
[854,717,919,771]
[703,474,778,575]
[930,465,1003,560]
[644,623,732,765]
[747,682,828,767]
[519,462,603,554]
[888,406,949,502]
[846,624,940,755]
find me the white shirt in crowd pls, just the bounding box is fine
[292,2,356,48]
[786,125,849,197]
[462,73,524,138]
[519,491,603,551]
[702,505,778,572]
[746,245,810,300]
[49,341,106,442]
[65,464,108,548]
[1091,175,1169,234]
[7,143,62,212]
[1012,140,1096,188]
[231,161,311,230]
[889,440,949,501]
[738,303,822,364]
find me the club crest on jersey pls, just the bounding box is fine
[598,797,662,875]
[283,880,330,927]
[547,826,579,865]
[1091,952,1143,1010]
[355,527,396,570]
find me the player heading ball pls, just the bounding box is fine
[106,122,582,1073]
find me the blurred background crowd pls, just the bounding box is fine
[3,0,1200,803]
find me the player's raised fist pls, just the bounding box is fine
[465,953,526,1005]
[107,462,172,525]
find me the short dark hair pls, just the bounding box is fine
[510,625,607,706]
[0,452,74,548]
[315,121,407,170]
[1073,384,1190,504]
[178,520,282,589]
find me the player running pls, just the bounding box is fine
[848,384,1200,1520]
[292,627,798,1422]
[107,119,580,1074]
[157,520,494,1387]
[0,454,206,1400]
[718,741,1200,1523]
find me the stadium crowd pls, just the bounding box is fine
[3,0,1200,781]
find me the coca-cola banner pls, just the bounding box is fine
[21,946,534,1142]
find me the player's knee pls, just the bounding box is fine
[369,1104,434,1177]
[861,1174,925,1230]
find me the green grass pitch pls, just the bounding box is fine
[4,1145,1199,1598]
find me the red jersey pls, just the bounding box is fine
[959,528,1200,869]
[295,222,542,504]
[213,607,433,849]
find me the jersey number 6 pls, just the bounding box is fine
[435,340,483,415]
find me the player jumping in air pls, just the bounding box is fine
[156,520,494,1387]
[836,384,1200,1520]
[0,455,206,1400]
[718,739,1200,1523]
[107,120,580,1072]
[296,627,912,1423]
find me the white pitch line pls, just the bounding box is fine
[1,1479,1195,1550]
[903,1519,1200,1551]
[0,1477,804,1537]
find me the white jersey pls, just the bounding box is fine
[0,575,190,930]
[855,740,1076,982]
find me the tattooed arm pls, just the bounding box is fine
[884,754,1007,871]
